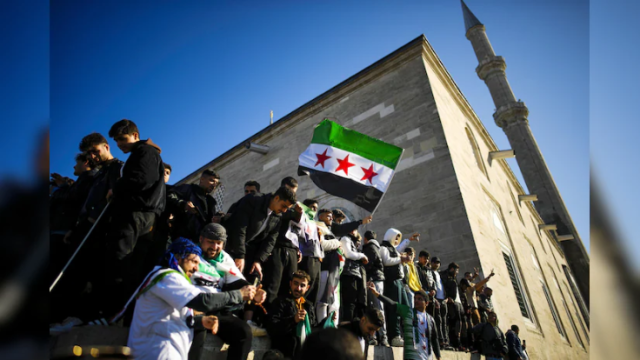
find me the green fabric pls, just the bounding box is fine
[198,257,226,278]
[137,269,191,299]
[310,119,403,169]
[296,311,312,338]
[323,311,337,328]
[298,201,316,221]
[397,303,421,360]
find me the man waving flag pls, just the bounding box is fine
[298,119,403,212]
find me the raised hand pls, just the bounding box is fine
[295,309,307,323]
[409,232,420,242]
[362,215,373,225]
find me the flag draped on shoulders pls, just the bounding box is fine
[298,119,403,212]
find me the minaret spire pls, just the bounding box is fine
[461,1,590,307]
[461,0,483,34]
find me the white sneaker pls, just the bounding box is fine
[390,336,404,347]
[247,320,267,337]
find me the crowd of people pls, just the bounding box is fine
[49,119,530,360]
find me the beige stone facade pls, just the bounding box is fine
[178,35,589,359]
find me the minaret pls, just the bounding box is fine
[461,0,590,306]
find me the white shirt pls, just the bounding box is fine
[433,270,445,300]
[415,311,432,360]
[128,271,202,360]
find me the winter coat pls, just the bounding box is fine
[225,193,282,262]
[168,183,217,242]
[113,139,166,215]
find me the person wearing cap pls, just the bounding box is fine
[125,238,255,360]
[428,256,450,350]
[362,230,389,346]
[189,224,266,360]
[380,228,419,347]
[368,283,442,360]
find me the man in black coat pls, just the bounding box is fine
[168,169,221,242]
[362,230,389,347]
[267,270,318,359]
[225,186,296,279]
[441,262,464,350]
[338,307,384,357]
[101,119,166,320]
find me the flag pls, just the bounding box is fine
[298,119,403,212]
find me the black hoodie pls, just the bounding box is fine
[112,139,166,215]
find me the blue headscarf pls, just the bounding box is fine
[165,237,202,273]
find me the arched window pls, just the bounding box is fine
[465,127,489,180]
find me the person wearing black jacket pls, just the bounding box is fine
[362,230,389,347]
[340,230,369,322]
[61,132,124,323]
[101,119,166,321]
[49,153,99,322]
[168,169,221,242]
[441,262,464,350]
[262,203,305,309]
[338,307,385,357]
[225,186,296,281]
[267,270,322,359]
[472,312,508,359]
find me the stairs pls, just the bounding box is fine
[50,326,482,360]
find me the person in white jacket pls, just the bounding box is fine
[380,228,420,347]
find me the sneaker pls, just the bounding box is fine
[247,320,267,337]
[369,339,378,346]
[390,336,404,347]
[379,338,390,347]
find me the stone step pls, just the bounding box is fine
[50,326,481,360]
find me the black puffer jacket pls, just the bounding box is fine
[168,183,217,242]
[362,240,384,282]
[112,139,166,215]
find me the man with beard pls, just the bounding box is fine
[126,238,255,360]
[188,223,265,360]
[168,169,221,242]
[338,307,384,357]
[268,270,328,359]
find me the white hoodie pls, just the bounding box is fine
[380,228,411,278]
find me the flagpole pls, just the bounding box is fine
[370,148,405,216]
[49,202,111,292]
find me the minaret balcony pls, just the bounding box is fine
[476,56,506,80]
[493,100,529,128]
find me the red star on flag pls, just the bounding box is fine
[335,154,355,175]
[314,149,331,168]
[360,164,379,184]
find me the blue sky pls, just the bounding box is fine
[47,0,590,250]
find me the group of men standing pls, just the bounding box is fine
[50,118,527,360]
